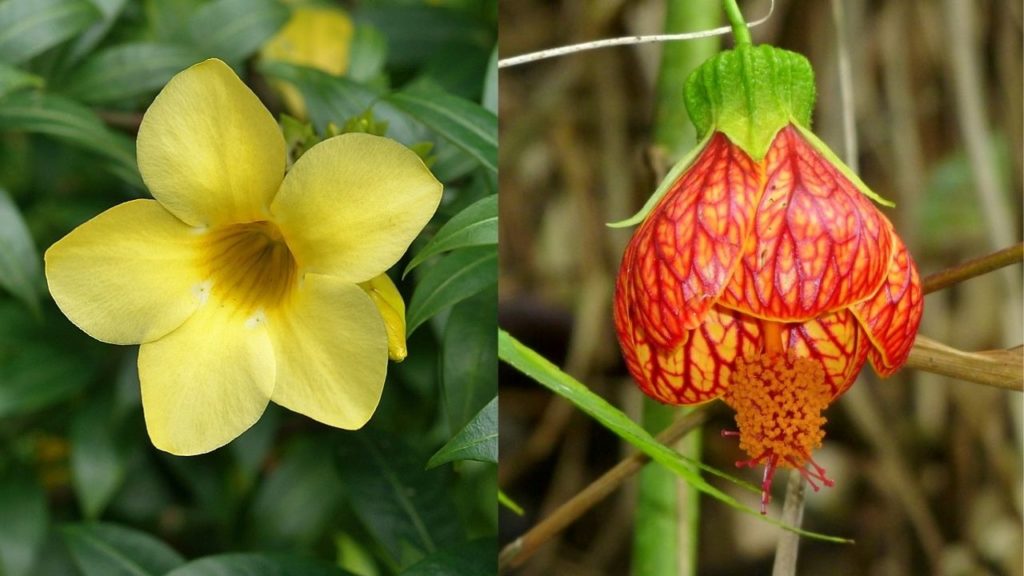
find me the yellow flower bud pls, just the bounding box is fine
[360,274,408,362]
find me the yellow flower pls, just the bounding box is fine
[43,59,442,456]
[261,5,355,119]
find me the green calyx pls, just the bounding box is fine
[684,43,816,161]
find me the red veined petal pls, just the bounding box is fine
[850,227,923,376]
[623,133,763,347]
[785,309,871,398]
[720,126,892,322]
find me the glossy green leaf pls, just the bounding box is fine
[386,87,497,174]
[189,0,289,64]
[399,538,495,576]
[497,329,852,543]
[482,45,497,113]
[442,288,496,433]
[427,396,497,468]
[0,188,41,313]
[246,438,344,549]
[165,554,357,576]
[61,523,185,576]
[0,470,48,576]
[0,91,141,187]
[348,24,388,83]
[70,393,132,519]
[60,42,201,104]
[0,63,43,98]
[337,432,462,569]
[405,194,496,276]
[406,246,497,336]
[0,0,100,64]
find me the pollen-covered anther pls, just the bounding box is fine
[723,352,835,513]
[201,220,298,312]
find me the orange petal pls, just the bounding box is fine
[785,309,871,398]
[622,133,763,347]
[850,228,923,376]
[720,126,892,322]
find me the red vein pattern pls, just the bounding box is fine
[851,228,923,376]
[625,133,763,348]
[719,126,892,322]
[785,309,870,398]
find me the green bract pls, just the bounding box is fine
[684,43,816,161]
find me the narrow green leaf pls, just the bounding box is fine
[336,432,463,569]
[0,188,41,313]
[70,393,132,519]
[60,42,201,104]
[0,470,48,576]
[62,523,185,576]
[0,63,43,99]
[498,490,523,516]
[0,91,141,187]
[0,0,100,64]
[359,5,491,69]
[442,288,496,433]
[62,0,130,68]
[386,87,497,174]
[427,396,497,468]
[405,194,496,276]
[497,329,853,543]
[406,246,497,336]
[482,45,497,113]
[189,0,289,64]
[399,538,496,576]
[165,554,357,576]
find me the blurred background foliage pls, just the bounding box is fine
[498,0,1022,574]
[0,0,497,574]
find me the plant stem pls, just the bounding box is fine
[722,0,753,45]
[920,242,1023,295]
[771,471,807,576]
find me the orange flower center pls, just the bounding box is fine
[201,221,298,313]
[722,321,835,513]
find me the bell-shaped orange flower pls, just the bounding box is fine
[613,42,923,513]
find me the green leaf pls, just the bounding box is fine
[398,538,496,576]
[0,63,43,99]
[386,87,497,174]
[62,0,130,68]
[0,0,101,65]
[406,246,497,336]
[498,490,523,516]
[442,288,496,433]
[336,432,463,569]
[0,91,141,187]
[61,523,185,576]
[60,42,201,104]
[0,188,41,313]
[482,45,497,113]
[246,438,344,549]
[258,61,382,134]
[189,0,289,65]
[497,329,853,543]
[427,396,497,468]
[70,393,132,519]
[360,5,492,70]
[405,194,496,276]
[0,470,49,576]
[165,554,357,576]
[347,24,388,83]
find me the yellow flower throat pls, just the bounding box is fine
[201,221,298,312]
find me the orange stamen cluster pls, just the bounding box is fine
[722,349,834,512]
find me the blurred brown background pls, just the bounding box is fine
[498,0,1023,574]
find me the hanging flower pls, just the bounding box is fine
[613,42,923,512]
[44,59,442,456]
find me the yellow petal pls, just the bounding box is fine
[269,273,387,429]
[137,59,286,227]
[271,133,442,283]
[138,300,275,455]
[262,7,354,75]
[44,199,204,345]
[359,273,408,362]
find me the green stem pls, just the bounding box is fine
[722,0,753,45]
